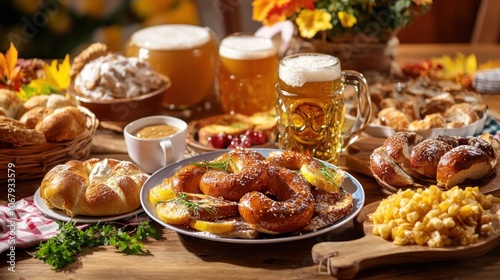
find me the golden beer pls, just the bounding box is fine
[276,53,371,164]
[218,34,278,115]
[125,24,217,108]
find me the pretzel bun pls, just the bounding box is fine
[410,139,453,178]
[371,132,500,191]
[35,106,86,142]
[436,145,494,189]
[40,158,149,216]
[370,146,415,187]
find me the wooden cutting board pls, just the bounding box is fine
[311,202,500,280]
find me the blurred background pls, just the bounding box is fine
[0,0,498,59]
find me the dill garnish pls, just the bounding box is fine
[191,158,232,172]
[173,193,216,215]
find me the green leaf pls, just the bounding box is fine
[34,221,161,270]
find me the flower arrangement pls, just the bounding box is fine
[0,43,71,101]
[252,0,432,41]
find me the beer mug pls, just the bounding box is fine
[218,33,278,115]
[276,53,372,164]
[124,24,218,109]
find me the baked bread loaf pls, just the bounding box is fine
[370,146,415,187]
[410,139,453,178]
[0,93,87,147]
[19,107,54,129]
[40,158,149,216]
[436,145,494,189]
[370,132,500,190]
[0,89,22,118]
[16,93,75,119]
[35,106,87,142]
[365,77,487,132]
[0,116,46,146]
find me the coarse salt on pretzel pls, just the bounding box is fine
[199,148,269,201]
[238,165,315,234]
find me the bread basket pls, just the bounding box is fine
[0,106,98,181]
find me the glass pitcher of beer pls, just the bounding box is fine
[218,33,278,115]
[124,24,217,109]
[276,53,372,164]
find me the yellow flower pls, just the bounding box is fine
[337,11,357,28]
[44,54,71,90]
[296,9,333,39]
[431,53,477,80]
[19,54,71,100]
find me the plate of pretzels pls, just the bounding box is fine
[141,148,365,244]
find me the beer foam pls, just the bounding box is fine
[131,24,211,50]
[279,54,341,87]
[219,36,277,60]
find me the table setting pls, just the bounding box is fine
[2,1,500,279]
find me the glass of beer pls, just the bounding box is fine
[276,53,372,164]
[124,24,218,109]
[218,33,278,115]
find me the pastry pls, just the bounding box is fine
[35,106,87,142]
[40,158,149,216]
[0,89,22,118]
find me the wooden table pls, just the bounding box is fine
[1,44,500,280]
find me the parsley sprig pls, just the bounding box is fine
[33,221,161,270]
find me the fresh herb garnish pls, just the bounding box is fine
[172,193,216,215]
[191,158,233,172]
[33,221,161,270]
[318,161,344,192]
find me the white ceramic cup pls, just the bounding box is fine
[124,116,187,173]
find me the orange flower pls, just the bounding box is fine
[252,0,315,26]
[0,43,23,91]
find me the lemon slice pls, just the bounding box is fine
[189,220,235,234]
[156,201,190,225]
[149,178,176,205]
[299,162,344,193]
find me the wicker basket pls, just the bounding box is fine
[0,106,99,181]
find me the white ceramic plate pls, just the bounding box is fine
[140,148,365,244]
[34,188,144,223]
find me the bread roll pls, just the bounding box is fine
[377,108,410,131]
[408,113,446,131]
[40,158,149,216]
[370,146,415,187]
[0,89,22,118]
[19,107,54,129]
[436,145,494,189]
[16,94,75,119]
[444,103,479,128]
[383,131,423,178]
[0,116,46,146]
[410,139,453,178]
[35,106,86,142]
